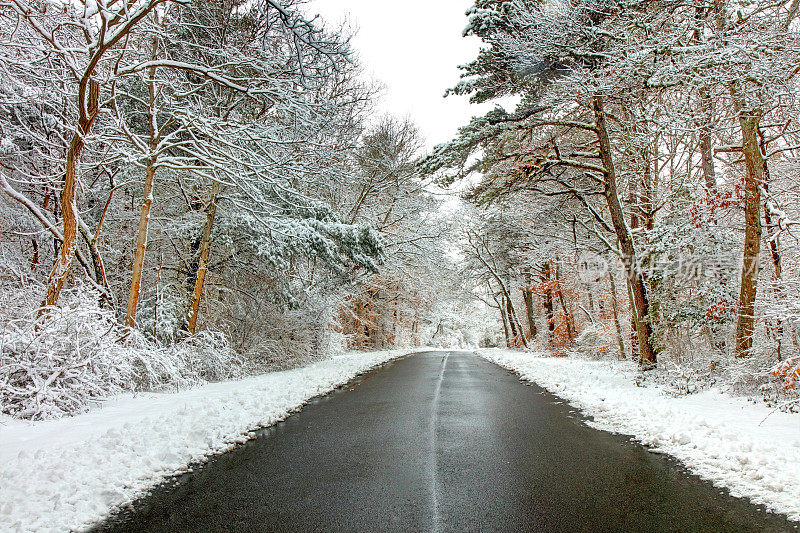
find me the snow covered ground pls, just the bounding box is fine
[0,348,416,532]
[479,348,800,523]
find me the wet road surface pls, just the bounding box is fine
[97,351,797,532]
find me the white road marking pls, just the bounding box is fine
[429,352,449,533]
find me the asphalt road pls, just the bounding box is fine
[97,351,796,532]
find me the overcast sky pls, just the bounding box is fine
[308,0,494,150]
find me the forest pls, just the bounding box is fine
[1,0,799,422]
[0,0,479,420]
[423,0,800,408]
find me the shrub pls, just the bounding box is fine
[0,282,241,420]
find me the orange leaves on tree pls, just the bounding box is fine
[689,179,746,227]
[336,275,429,349]
[705,298,734,322]
[550,310,575,354]
[771,357,800,391]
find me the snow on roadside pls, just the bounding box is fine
[0,348,418,532]
[479,348,800,523]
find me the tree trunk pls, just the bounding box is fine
[608,270,626,359]
[504,286,528,347]
[185,180,221,334]
[2,175,104,295]
[153,253,163,339]
[499,295,511,347]
[734,108,764,358]
[555,258,575,341]
[698,88,717,193]
[41,79,100,312]
[541,262,555,343]
[641,143,656,231]
[585,288,595,315]
[126,160,157,327]
[763,196,783,361]
[627,141,643,357]
[506,295,519,345]
[759,129,783,361]
[523,270,537,340]
[626,277,640,361]
[468,231,527,347]
[77,217,111,305]
[592,96,657,367]
[31,239,39,271]
[125,35,161,328]
[692,7,717,193]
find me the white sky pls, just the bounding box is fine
[307,0,495,149]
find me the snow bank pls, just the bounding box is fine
[479,349,800,523]
[0,348,416,532]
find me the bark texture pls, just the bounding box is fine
[523,270,537,340]
[698,89,717,192]
[734,110,763,358]
[608,270,626,359]
[126,36,161,328]
[593,96,657,366]
[125,160,157,327]
[42,79,100,312]
[185,181,221,334]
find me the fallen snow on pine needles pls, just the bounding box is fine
[479,348,800,523]
[0,348,415,532]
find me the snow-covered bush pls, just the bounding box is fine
[720,346,800,412]
[237,308,325,371]
[0,282,242,419]
[642,221,740,358]
[326,330,348,356]
[134,284,187,345]
[206,289,336,371]
[575,323,617,359]
[126,330,243,392]
[764,357,800,412]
